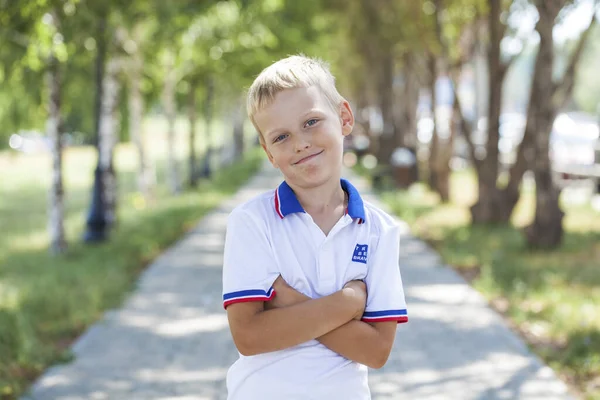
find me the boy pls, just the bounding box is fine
[222,55,408,400]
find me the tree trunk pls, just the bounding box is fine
[98,57,121,227]
[201,76,214,178]
[428,53,440,191]
[163,51,180,194]
[128,48,153,200]
[499,1,594,229]
[437,99,459,202]
[400,52,419,150]
[188,79,198,187]
[400,52,420,185]
[525,3,564,248]
[497,83,540,223]
[46,30,66,254]
[233,95,245,162]
[375,52,396,169]
[470,0,505,223]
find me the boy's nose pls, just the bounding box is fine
[293,135,311,152]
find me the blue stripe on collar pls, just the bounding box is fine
[275,180,305,217]
[274,179,366,222]
[341,179,366,222]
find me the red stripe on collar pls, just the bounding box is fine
[274,189,284,219]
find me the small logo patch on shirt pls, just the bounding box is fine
[352,244,368,264]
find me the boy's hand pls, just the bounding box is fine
[343,280,367,320]
[265,275,309,310]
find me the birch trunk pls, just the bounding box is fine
[98,57,120,227]
[47,45,66,254]
[128,49,153,199]
[162,51,181,194]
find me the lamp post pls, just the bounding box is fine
[83,168,108,242]
[83,12,109,242]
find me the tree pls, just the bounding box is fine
[1,1,73,253]
[83,4,116,241]
[122,21,154,199]
[46,9,67,254]
[422,0,484,200]
[522,0,597,247]
[438,0,525,223]
[332,0,422,174]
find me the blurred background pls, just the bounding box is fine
[1,0,599,399]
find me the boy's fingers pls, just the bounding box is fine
[344,279,366,291]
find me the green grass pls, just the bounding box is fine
[0,140,264,399]
[361,167,600,400]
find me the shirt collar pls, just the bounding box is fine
[274,179,366,223]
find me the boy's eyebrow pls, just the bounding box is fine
[300,108,325,118]
[264,108,326,139]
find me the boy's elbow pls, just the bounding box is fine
[232,322,268,356]
[367,345,392,369]
[232,333,260,356]
[367,353,389,369]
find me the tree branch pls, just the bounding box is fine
[552,11,597,110]
[449,75,482,171]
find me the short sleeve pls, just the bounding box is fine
[222,208,280,309]
[362,222,408,324]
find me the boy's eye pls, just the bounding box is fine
[273,134,288,143]
[305,119,319,128]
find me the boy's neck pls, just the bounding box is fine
[288,175,346,217]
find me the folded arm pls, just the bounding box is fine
[267,278,397,369]
[225,284,365,356]
[318,318,397,369]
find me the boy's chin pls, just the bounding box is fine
[286,170,341,189]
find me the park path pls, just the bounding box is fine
[24,162,575,400]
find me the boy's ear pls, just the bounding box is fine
[340,100,354,137]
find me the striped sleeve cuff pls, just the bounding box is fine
[362,309,408,323]
[223,287,276,309]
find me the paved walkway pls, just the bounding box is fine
[24,163,575,400]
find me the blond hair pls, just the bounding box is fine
[246,55,345,138]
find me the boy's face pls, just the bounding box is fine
[255,86,354,189]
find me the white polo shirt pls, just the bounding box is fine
[222,178,408,400]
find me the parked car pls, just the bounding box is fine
[8,130,50,153]
[550,112,600,189]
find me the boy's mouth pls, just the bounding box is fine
[294,150,324,165]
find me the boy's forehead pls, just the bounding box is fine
[255,87,329,129]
